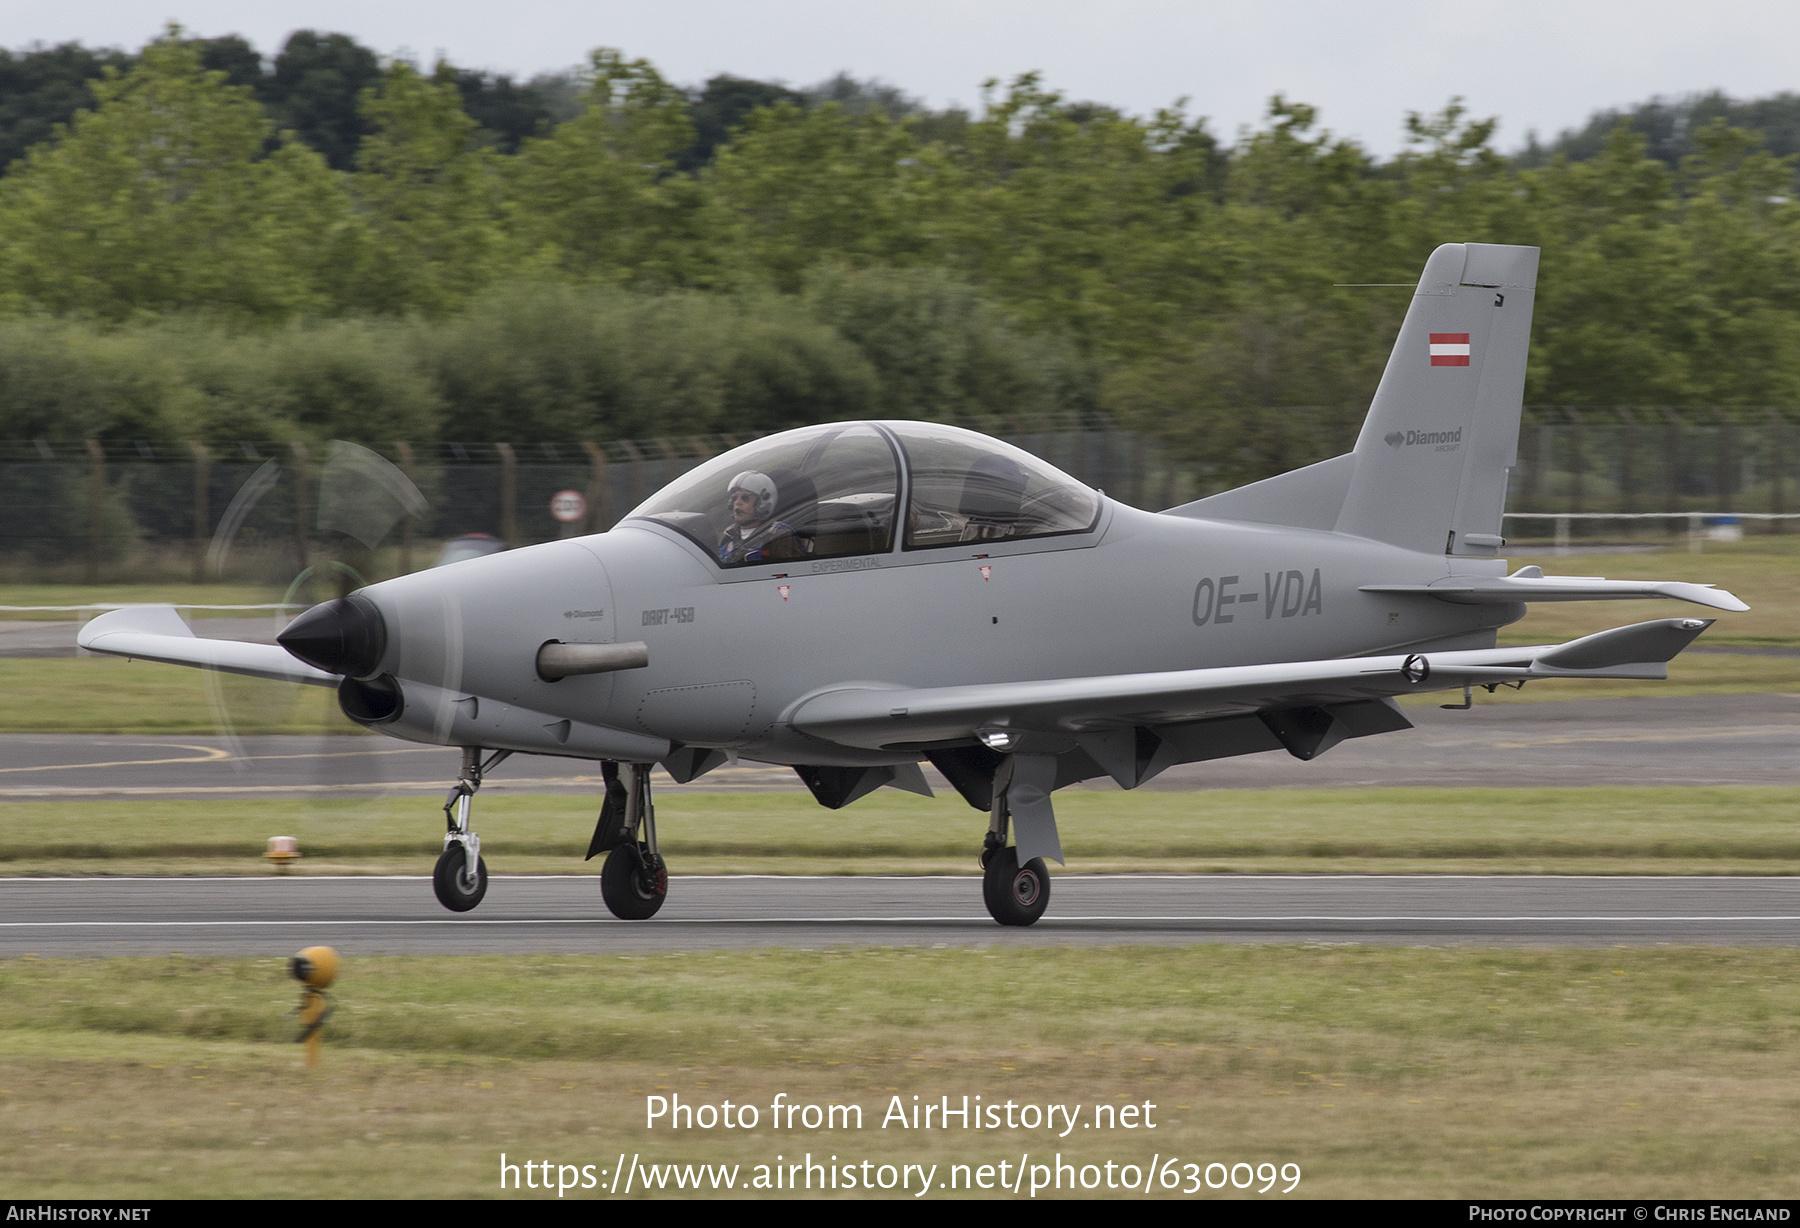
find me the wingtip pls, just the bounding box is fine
[1697,587,1751,613]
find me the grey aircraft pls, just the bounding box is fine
[78,243,1747,926]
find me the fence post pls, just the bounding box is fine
[290,442,310,574]
[1130,432,1148,508]
[1663,409,1683,530]
[1567,408,1586,534]
[495,442,518,547]
[188,442,210,584]
[395,441,416,574]
[1689,513,1703,553]
[1771,409,1788,533]
[654,438,682,494]
[84,439,104,584]
[582,442,610,532]
[1717,408,1739,511]
[1555,516,1571,554]
[1617,408,1638,529]
[618,441,645,510]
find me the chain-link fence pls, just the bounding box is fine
[0,420,1198,585]
[4,409,1792,584]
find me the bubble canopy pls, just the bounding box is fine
[627,422,1102,568]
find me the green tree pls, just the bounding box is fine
[507,50,709,288]
[0,41,132,172]
[0,31,360,322]
[351,60,505,315]
[264,31,381,172]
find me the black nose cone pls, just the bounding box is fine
[277,594,388,678]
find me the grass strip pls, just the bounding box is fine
[6,787,1800,876]
[0,947,1796,1198]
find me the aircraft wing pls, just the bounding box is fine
[75,605,340,687]
[789,617,1714,751]
[1361,566,1748,611]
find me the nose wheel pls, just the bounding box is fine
[433,843,488,912]
[432,746,509,914]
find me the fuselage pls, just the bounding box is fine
[346,496,1518,766]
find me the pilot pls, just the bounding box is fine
[717,470,802,566]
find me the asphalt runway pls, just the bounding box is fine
[1,691,1796,798]
[5,874,1798,954]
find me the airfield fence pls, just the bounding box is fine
[1,407,1795,584]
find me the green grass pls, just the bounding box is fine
[0,582,286,617]
[8,786,1800,877]
[0,656,355,733]
[2,947,1798,1197]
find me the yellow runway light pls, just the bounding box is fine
[291,946,338,1067]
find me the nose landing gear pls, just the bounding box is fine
[432,746,511,912]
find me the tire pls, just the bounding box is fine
[601,844,667,920]
[433,844,488,913]
[981,846,1050,927]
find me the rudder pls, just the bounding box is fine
[1334,243,1539,556]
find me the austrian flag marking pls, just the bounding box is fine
[1429,333,1471,367]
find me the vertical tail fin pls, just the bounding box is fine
[1334,243,1538,556]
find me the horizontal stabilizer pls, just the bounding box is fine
[788,618,1714,751]
[1361,565,1748,611]
[76,605,340,687]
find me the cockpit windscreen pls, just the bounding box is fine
[627,425,900,568]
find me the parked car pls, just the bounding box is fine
[433,533,506,567]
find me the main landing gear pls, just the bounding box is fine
[979,759,1049,927]
[587,761,667,920]
[433,746,511,912]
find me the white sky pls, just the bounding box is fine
[1,1,1796,156]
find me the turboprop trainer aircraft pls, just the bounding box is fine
[78,243,1747,926]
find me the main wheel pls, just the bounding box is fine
[982,846,1049,927]
[601,844,667,920]
[433,844,488,912]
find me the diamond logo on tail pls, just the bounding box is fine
[1384,431,1406,449]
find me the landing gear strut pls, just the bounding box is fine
[432,746,510,913]
[593,762,667,920]
[979,758,1049,927]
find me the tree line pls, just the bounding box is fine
[2,29,1800,490]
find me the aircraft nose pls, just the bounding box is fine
[276,594,388,678]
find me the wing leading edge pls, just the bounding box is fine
[75,605,339,687]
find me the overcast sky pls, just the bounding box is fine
[2,1,1796,156]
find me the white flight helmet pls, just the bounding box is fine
[727,470,778,520]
